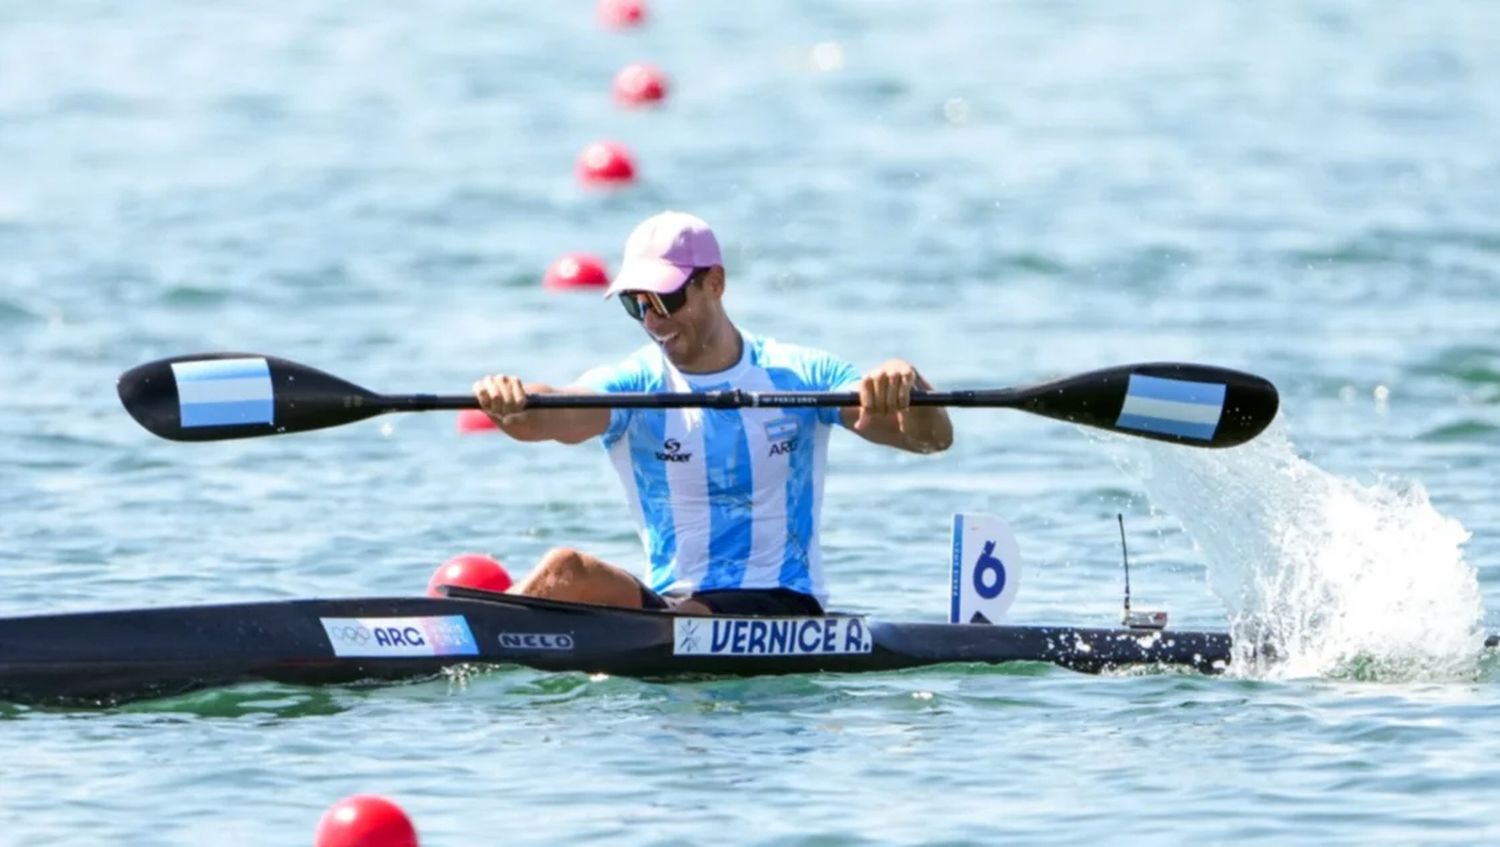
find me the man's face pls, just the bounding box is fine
[622,268,719,366]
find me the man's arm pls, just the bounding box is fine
[839,359,953,454]
[473,375,611,445]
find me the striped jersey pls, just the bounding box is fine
[576,331,861,605]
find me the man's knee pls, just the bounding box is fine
[522,547,640,607]
[536,547,588,578]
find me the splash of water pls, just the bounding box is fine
[1122,422,1485,680]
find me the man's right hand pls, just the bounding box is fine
[470,377,609,444]
[473,374,531,426]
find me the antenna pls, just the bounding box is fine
[1117,513,1168,631]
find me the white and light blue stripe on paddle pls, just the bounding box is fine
[1114,374,1225,441]
[949,513,964,624]
[170,357,275,428]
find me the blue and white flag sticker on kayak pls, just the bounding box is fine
[170,357,275,428]
[1114,374,1225,441]
[320,615,480,658]
[673,617,872,656]
[951,513,1023,624]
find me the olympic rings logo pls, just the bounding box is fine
[330,624,371,644]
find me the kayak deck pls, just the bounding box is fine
[0,588,1233,706]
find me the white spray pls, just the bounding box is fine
[1123,423,1485,680]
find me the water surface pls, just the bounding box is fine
[2,1,1498,844]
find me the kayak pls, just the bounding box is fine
[0,586,1235,706]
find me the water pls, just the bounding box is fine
[3,0,1498,843]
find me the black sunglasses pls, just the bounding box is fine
[619,267,711,321]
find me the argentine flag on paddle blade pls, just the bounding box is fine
[1114,374,1225,441]
[951,513,1023,624]
[171,357,275,428]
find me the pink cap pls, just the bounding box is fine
[604,211,723,297]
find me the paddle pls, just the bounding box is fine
[117,352,1279,447]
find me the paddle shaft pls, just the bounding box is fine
[383,389,1020,412]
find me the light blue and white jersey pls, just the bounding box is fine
[576,331,861,605]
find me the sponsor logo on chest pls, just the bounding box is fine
[674,617,873,656]
[654,438,692,462]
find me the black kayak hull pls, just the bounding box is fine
[0,589,1233,706]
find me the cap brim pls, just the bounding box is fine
[603,260,693,298]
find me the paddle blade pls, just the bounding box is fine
[117,353,387,441]
[1013,362,1279,449]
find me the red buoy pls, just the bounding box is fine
[427,553,513,598]
[613,63,667,107]
[315,795,419,847]
[575,141,636,186]
[597,0,646,29]
[543,253,610,290]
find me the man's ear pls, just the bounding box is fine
[703,265,726,295]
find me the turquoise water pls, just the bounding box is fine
[3,1,1499,843]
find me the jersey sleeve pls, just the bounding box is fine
[574,356,650,447]
[804,349,862,426]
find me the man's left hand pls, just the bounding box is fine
[854,359,920,431]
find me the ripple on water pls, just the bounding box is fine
[0,296,37,327]
[1420,418,1500,442]
[157,283,231,308]
[115,686,356,719]
[1416,343,1500,388]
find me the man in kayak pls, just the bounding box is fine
[474,211,952,615]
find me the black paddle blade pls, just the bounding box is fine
[117,353,386,442]
[1011,362,1279,449]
